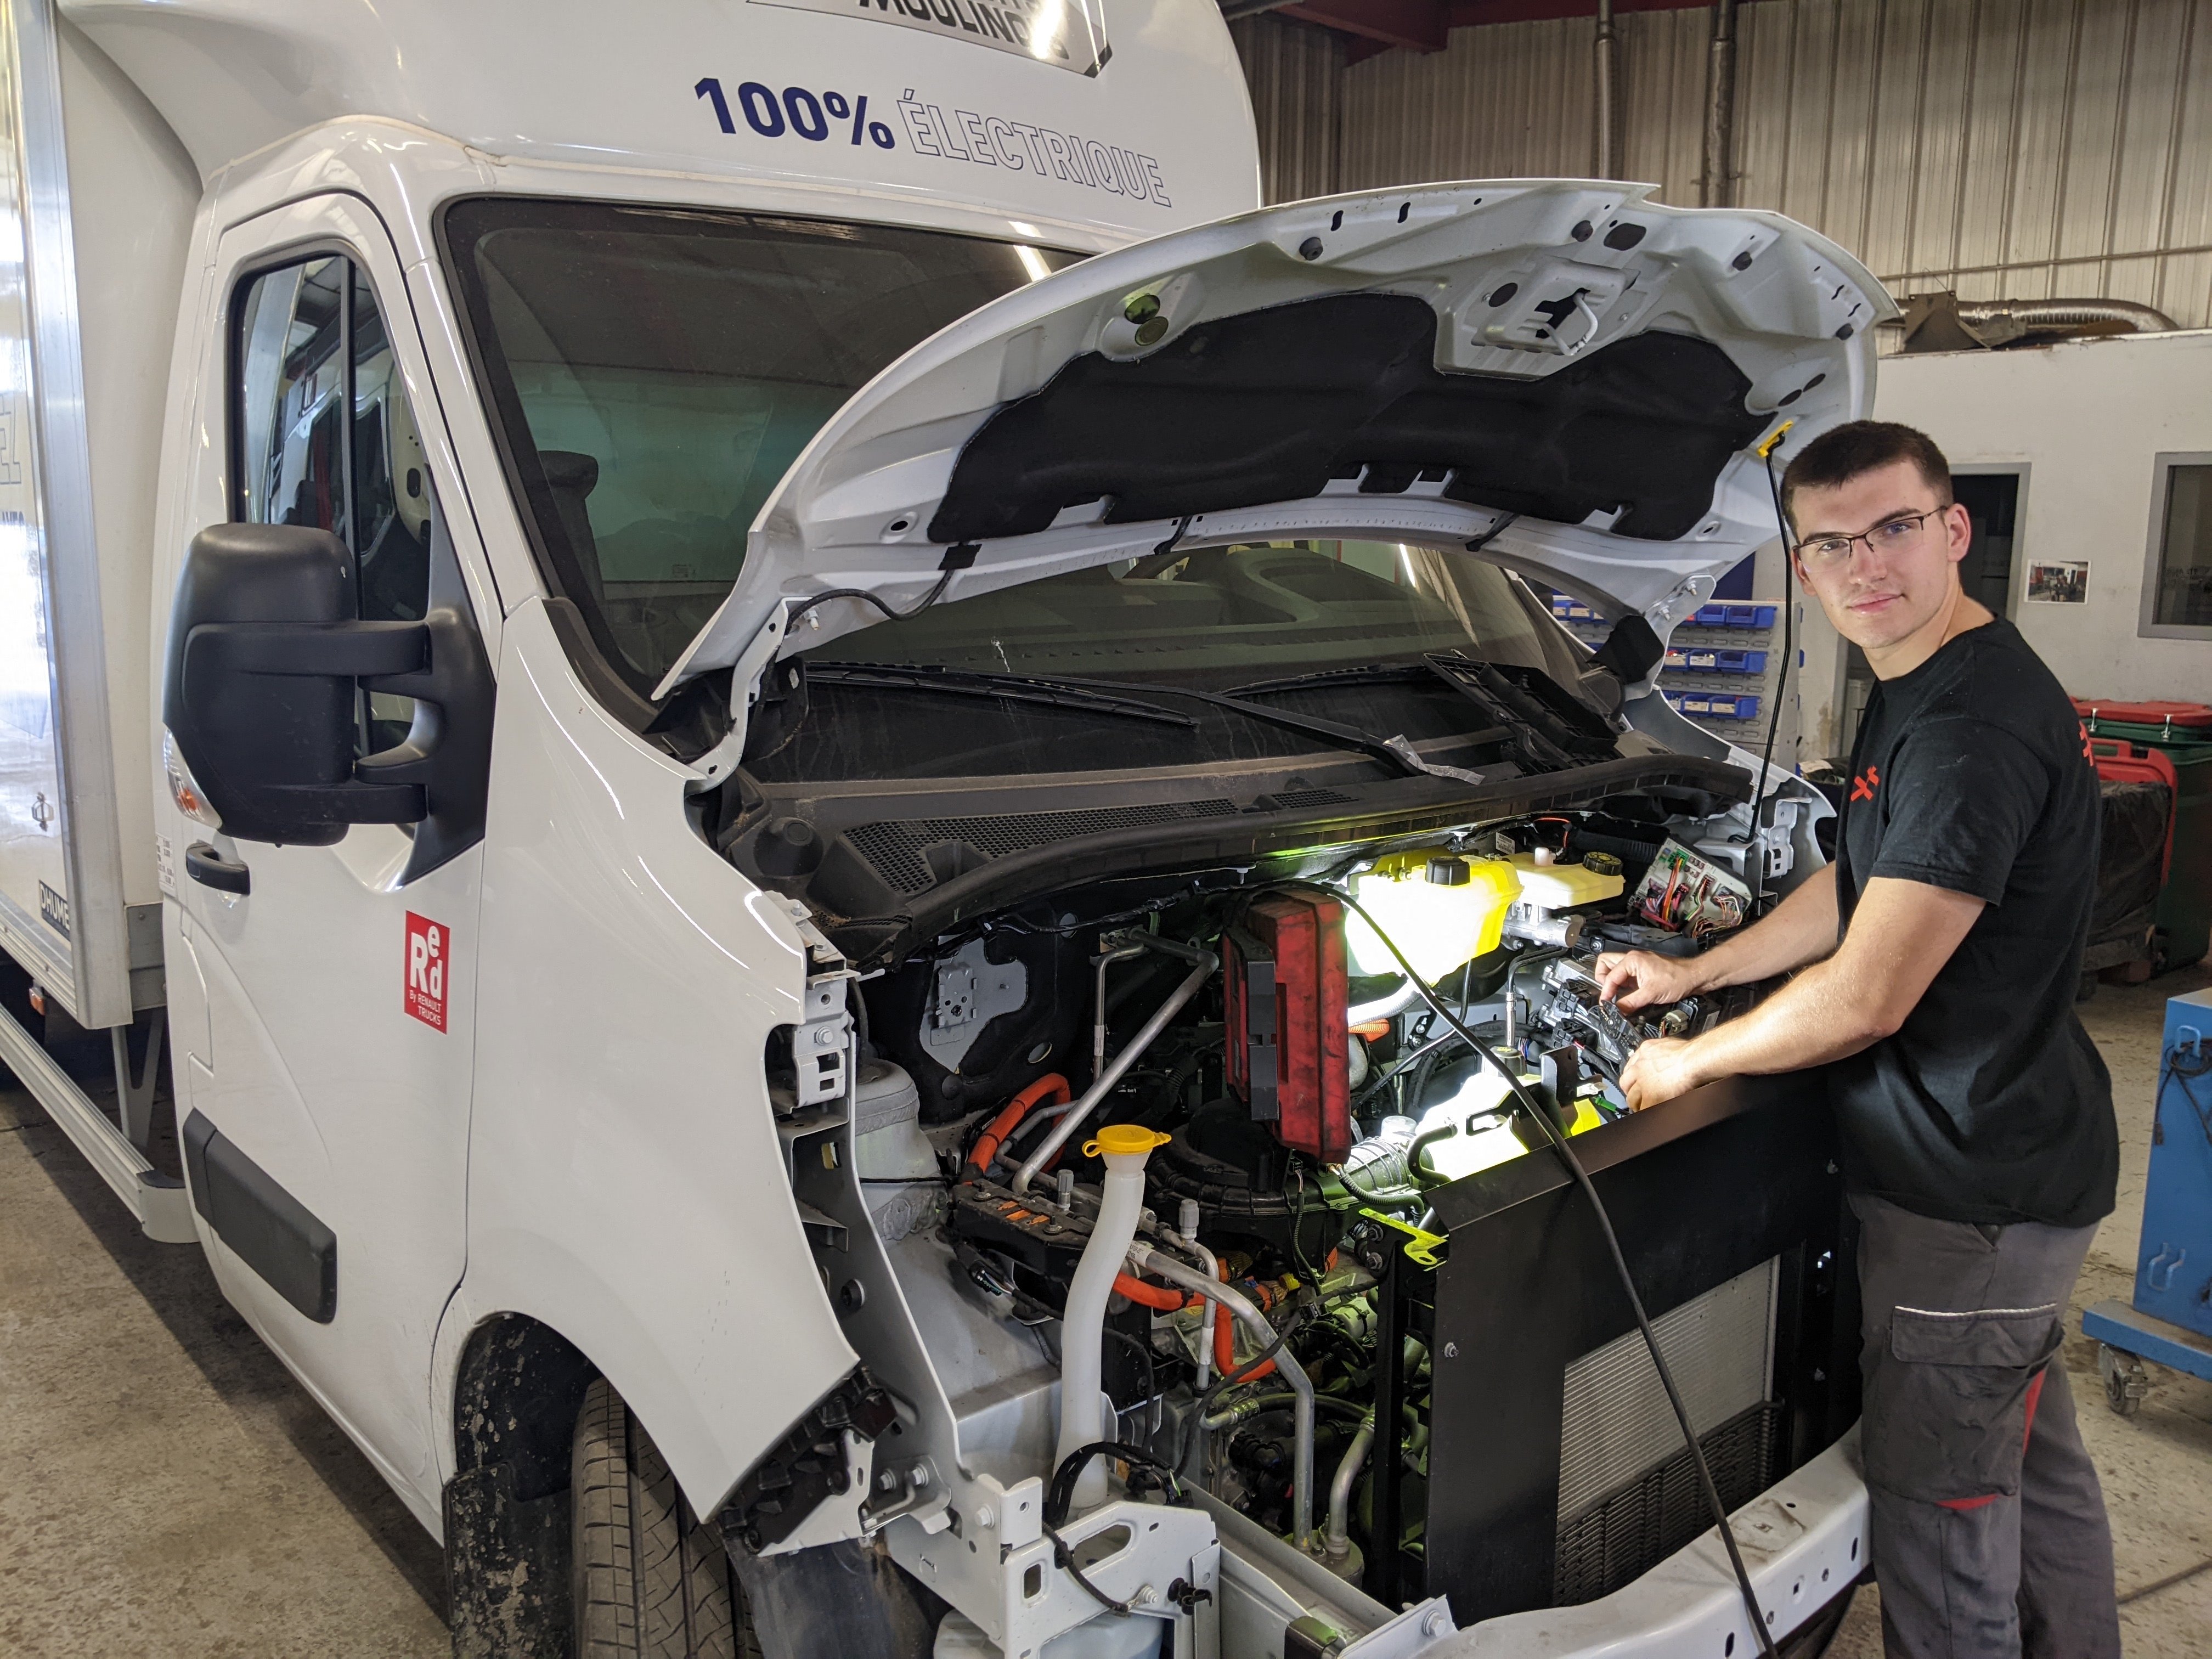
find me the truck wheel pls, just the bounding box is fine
[572,1376,753,1659]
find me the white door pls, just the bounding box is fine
[159,196,491,1517]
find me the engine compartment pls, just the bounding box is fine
[760,796,1789,1620]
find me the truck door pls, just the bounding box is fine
[158,198,492,1517]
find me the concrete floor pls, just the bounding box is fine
[1,971,2208,1657]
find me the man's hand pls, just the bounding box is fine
[1620,1037,1703,1111]
[1595,950,1707,1012]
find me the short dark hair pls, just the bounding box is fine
[1780,420,1953,533]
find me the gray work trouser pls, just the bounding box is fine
[1851,1193,2121,1659]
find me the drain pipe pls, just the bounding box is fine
[1128,1242,1317,1550]
[1323,1409,1378,1569]
[1700,0,1738,207]
[1011,938,1216,1194]
[1594,0,1621,180]
[1054,1125,1171,1513]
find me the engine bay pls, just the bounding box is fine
[739,782,1823,1657]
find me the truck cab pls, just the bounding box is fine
[3,3,1889,1655]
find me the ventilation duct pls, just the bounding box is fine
[1894,292,2179,352]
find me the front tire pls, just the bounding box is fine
[572,1376,749,1658]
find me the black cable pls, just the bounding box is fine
[785,568,956,633]
[1103,1328,1160,1440]
[1041,1522,1132,1616]
[1174,1310,1306,1476]
[1045,1440,1185,1528]
[1739,448,1797,862]
[1302,884,1784,1659]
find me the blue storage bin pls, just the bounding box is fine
[1662,648,1688,670]
[1685,648,1719,670]
[1720,694,1762,719]
[1717,649,1768,675]
[1694,603,1730,627]
[1724,603,1778,629]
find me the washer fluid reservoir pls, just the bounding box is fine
[1506,850,1626,911]
[1346,853,1520,980]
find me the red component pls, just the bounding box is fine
[1223,894,1352,1164]
[2072,697,2212,730]
[2090,737,2180,882]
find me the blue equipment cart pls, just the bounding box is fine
[2082,986,2212,1413]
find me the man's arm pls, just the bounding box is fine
[1595,862,1840,1012]
[1617,874,1985,1110]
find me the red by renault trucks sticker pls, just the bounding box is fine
[404,912,449,1032]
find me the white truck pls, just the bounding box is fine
[1,1,1889,1655]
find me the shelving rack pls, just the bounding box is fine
[1550,595,1802,770]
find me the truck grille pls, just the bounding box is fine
[1554,1257,1781,1604]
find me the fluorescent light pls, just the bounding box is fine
[1015,245,1052,284]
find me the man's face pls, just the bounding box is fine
[1787,459,1973,654]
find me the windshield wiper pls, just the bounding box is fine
[812,661,1483,785]
[804,663,1195,729]
[1232,654,1588,774]
[1032,671,1472,783]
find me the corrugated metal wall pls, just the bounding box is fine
[1229,15,1345,205]
[1240,0,2212,331]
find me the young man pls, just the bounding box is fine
[1596,422,2120,1658]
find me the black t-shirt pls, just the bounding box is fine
[1828,617,2117,1228]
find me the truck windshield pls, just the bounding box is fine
[442,198,1588,738]
[441,198,1081,697]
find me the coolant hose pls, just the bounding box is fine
[1324,1409,1378,1564]
[1128,1242,1315,1548]
[1111,1273,1189,1311]
[966,1074,1071,1173]
[1054,1126,1169,1513]
[1012,939,1217,1193]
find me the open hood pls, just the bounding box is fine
[659,180,1893,704]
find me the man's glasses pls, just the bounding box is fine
[1792,506,1950,567]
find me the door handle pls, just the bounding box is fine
[184,841,251,895]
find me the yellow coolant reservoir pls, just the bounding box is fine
[1506,850,1626,910]
[1346,852,1520,980]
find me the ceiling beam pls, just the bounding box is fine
[1444,0,1720,24]
[1274,0,1449,53]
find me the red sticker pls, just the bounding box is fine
[404,912,449,1032]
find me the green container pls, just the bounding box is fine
[2085,717,2212,972]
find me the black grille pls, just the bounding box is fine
[1552,1401,1784,1606]
[1268,788,1354,809]
[844,799,1242,894]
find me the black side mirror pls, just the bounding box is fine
[162,524,493,870]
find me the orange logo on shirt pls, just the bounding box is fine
[1849,764,1881,804]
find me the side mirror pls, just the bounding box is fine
[162,524,492,863]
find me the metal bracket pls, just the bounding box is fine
[112,1007,167,1150]
[682,603,792,794]
[0,1000,193,1243]
[786,900,854,1109]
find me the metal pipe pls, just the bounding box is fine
[1160,1214,1220,1392]
[1012,938,1217,1193]
[1594,0,1621,180]
[1700,0,1738,207]
[1323,1410,1378,1565]
[1129,1242,1317,1550]
[1091,939,1148,1089]
[1953,297,2177,334]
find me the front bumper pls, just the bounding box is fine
[1430,1431,1867,1658]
